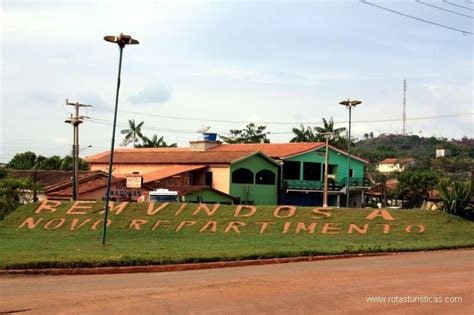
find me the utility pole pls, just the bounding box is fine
[65,99,91,201]
[322,132,335,208]
[403,79,407,136]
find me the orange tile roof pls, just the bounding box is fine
[87,150,257,164]
[87,142,370,164]
[208,142,325,158]
[86,147,189,161]
[141,165,207,183]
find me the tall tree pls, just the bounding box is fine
[395,169,439,208]
[120,119,144,148]
[0,177,39,220]
[290,124,317,142]
[7,151,37,170]
[221,123,270,144]
[137,135,177,148]
[59,156,90,171]
[314,117,347,144]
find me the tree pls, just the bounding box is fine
[36,155,62,170]
[0,177,39,220]
[221,123,270,144]
[314,117,347,147]
[0,167,7,180]
[395,170,439,208]
[137,135,177,148]
[290,124,317,142]
[120,119,144,148]
[59,156,90,171]
[7,151,37,170]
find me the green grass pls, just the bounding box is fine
[0,201,473,269]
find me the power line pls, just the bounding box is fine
[88,113,473,135]
[360,0,473,35]
[92,105,472,126]
[443,0,474,11]
[415,0,473,18]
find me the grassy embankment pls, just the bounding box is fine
[0,201,473,269]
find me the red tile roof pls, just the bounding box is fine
[9,170,101,190]
[47,176,123,197]
[86,147,190,162]
[141,165,208,183]
[208,142,325,158]
[87,142,369,165]
[87,150,257,164]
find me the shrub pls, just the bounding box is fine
[438,179,473,221]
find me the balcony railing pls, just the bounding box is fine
[284,177,371,191]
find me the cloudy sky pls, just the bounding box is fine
[1,0,472,162]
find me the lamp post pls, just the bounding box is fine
[102,33,139,245]
[338,99,362,208]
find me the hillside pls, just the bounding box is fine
[0,201,473,269]
[352,134,474,165]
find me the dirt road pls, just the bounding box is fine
[1,250,473,314]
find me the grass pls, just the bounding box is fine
[0,201,473,269]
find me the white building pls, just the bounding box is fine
[377,158,416,173]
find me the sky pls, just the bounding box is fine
[1,0,473,162]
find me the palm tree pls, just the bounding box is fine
[314,117,346,139]
[290,124,317,142]
[120,119,144,148]
[314,117,347,147]
[137,134,177,148]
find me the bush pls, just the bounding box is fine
[438,180,473,221]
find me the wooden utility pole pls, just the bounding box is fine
[322,132,335,208]
[65,99,91,201]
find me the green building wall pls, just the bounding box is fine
[284,147,366,183]
[229,154,279,205]
[184,189,236,204]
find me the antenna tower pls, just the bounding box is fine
[403,79,407,135]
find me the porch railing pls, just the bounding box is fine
[284,177,371,190]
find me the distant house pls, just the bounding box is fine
[377,158,416,173]
[435,148,450,158]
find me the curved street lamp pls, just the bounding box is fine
[339,99,362,208]
[102,33,139,245]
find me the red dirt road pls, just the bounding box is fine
[1,250,473,314]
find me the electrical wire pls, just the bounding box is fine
[415,0,473,18]
[87,113,473,135]
[443,0,474,11]
[360,0,473,35]
[93,105,473,126]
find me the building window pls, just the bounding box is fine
[256,169,275,185]
[303,162,321,181]
[232,168,254,184]
[283,161,300,180]
[205,172,213,186]
[349,169,354,177]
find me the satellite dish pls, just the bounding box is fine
[197,126,211,134]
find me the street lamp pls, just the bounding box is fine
[102,33,139,245]
[339,99,362,208]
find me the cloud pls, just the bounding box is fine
[128,85,171,104]
[53,137,69,144]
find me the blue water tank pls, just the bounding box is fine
[203,133,217,141]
